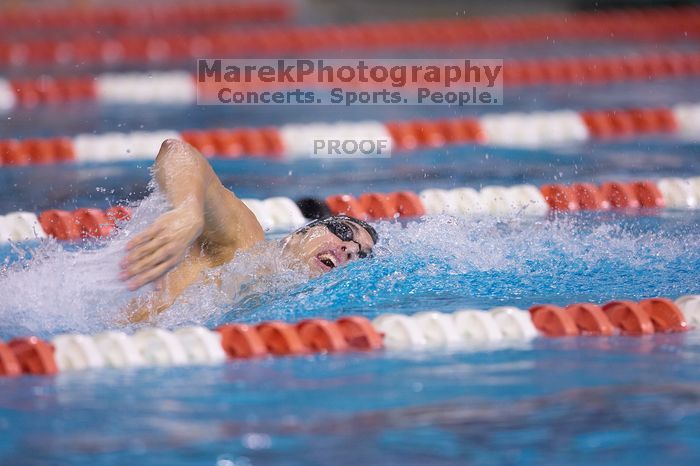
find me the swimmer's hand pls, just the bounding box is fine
[119,204,204,291]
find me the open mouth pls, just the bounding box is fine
[316,252,338,270]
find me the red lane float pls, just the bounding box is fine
[1,7,699,67]
[0,341,22,376]
[602,301,655,335]
[180,128,284,159]
[336,316,384,351]
[640,297,688,332]
[218,316,381,359]
[571,183,608,210]
[8,337,58,375]
[11,78,96,108]
[540,185,579,212]
[600,182,640,209]
[531,298,688,337]
[217,324,268,359]
[327,190,428,220]
[566,303,615,336]
[297,319,349,352]
[256,321,309,356]
[390,192,426,218]
[630,181,665,208]
[580,108,678,138]
[38,206,132,241]
[325,195,369,219]
[539,180,670,212]
[529,305,579,337]
[386,119,485,150]
[0,138,74,165]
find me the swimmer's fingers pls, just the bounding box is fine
[121,233,168,269]
[126,223,164,251]
[120,240,178,282]
[126,255,181,291]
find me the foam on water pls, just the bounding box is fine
[0,187,313,338]
[0,189,171,338]
[218,213,700,324]
[0,190,698,338]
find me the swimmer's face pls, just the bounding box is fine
[283,217,376,275]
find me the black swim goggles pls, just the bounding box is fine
[296,216,374,259]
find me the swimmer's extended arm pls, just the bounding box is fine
[120,139,263,291]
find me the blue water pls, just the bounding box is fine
[0,140,699,464]
[3,332,700,465]
[1,24,700,466]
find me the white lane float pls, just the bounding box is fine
[52,334,105,371]
[490,307,539,340]
[675,295,700,327]
[480,111,589,148]
[452,310,503,343]
[673,103,700,140]
[451,187,486,214]
[509,185,549,215]
[132,328,189,366]
[0,212,47,243]
[96,71,196,105]
[93,331,146,368]
[262,197,307,231]
[372,313,427,349]
[657,178,698,209]
[411,311,462,348]
[174,326,226,364]
[0,78,16,113]
[480,186,521,215]
[419,189,460,215]
[73,130,179,162]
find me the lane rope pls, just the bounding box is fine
[1,103,699,165]
[1,6,699,68]
[1,176,695,243]
[3,52,700,110]
[0,295,696,377]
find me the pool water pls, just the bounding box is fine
[1,138,699,464]
[2,9,700,466]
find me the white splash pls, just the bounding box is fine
[0,191,170,337]
[0,188,311,338]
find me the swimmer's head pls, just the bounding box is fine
[282,215,378,275]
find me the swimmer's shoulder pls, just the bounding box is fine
[198,224,266,269]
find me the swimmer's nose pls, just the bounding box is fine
[339,243,360,262]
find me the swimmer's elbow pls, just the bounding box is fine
[155,138,207,170]
[161,138,183,151]
[156,138,188,161]
[154,138,218,200]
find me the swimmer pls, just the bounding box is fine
[120,139,378,321]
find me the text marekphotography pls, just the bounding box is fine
[196,59,503,106]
